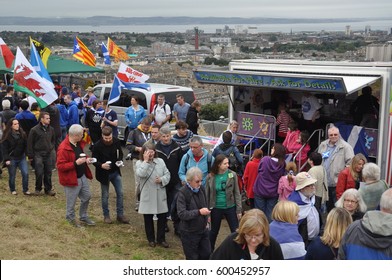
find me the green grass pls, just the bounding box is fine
[0,161,185,260]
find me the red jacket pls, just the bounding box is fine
[243,158,261,199]
[56,135,93,187]
[336,167,357,200]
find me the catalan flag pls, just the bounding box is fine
[107,37,129,62]
[0,37,15,69]
[30,37,51,68]
[73,36,96,67]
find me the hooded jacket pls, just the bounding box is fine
[66,101,79,126]
[253,156,285,198]
[338,211,392,260]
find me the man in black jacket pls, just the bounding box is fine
[155,126,184,234]
[176,167,211,259]
[92,126,129,224]
[27,111,56,196]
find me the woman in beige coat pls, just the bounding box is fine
[136,142,171,248]
[307,152,328,212]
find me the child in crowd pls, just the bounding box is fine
[307,152,328,212]
[275,103,293,143]
[278,161,297,201]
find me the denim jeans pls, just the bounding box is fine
[254,195,278,222]
[100,171,124,217]
[209,206,239,251]
[7,157,29,193]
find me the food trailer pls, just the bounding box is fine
[194,59,392,184]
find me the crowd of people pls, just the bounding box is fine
[1,81,391,260]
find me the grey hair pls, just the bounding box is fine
[380,188,392,214]
[362,162,380,181]
[186,167,203,182]
[328,125,339,135]
[190,135,203,146]
[2,99,10,109]
[159,126,171,135]
[68,124,84,136]
[335,188,367,213]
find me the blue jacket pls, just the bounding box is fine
[56,104,69,127]
[178,148,214,187]
[338,211,392,260]
[125,105,146,129]
[66,101,79,126]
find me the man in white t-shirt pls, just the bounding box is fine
[301,92,322,149]
[153,94,171,128]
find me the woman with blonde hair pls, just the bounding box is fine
[210,209,283,260]
[305,207,352,259]
[278,161,297,201]
[335,188,367,221]
[269,201,306,259]
[336,153,367,200]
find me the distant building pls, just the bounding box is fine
[366,43,392,61]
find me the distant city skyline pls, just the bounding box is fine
[1,0,392,19]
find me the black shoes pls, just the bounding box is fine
[149,241,156,247]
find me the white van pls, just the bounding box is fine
[93,83,196,140]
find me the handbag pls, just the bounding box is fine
[241,188,251,212]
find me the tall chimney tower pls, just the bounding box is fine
[195,27,199,50]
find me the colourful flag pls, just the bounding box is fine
[73,36,96,67]
[0,37,15,68]
[117,62,149,83]
[101,42,111,65]
[30,37,51,68]
[13,47,58,109]
[107,37,129,61]
[30,42,53,86]
[108,75,150,105]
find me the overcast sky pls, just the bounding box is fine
[1,0,391,19]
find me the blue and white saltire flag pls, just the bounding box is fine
[30,42,53,87]
[335,124,369,157]
[108,75,150,105]
[101,42,111,65]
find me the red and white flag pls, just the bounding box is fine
[117,62,149,83]
[0,37,15,68]
[13,47,58,109]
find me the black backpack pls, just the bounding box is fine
[153,102,172,122]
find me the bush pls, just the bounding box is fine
[200,103,228,121]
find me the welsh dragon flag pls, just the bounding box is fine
[13,47,58,108]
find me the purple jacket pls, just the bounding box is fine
[253,156,285,198]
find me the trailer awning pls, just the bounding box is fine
[193,69,379,95]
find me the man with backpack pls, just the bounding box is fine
[178,135,214,188]
[212,130,243,175]
[152,94,171,129]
